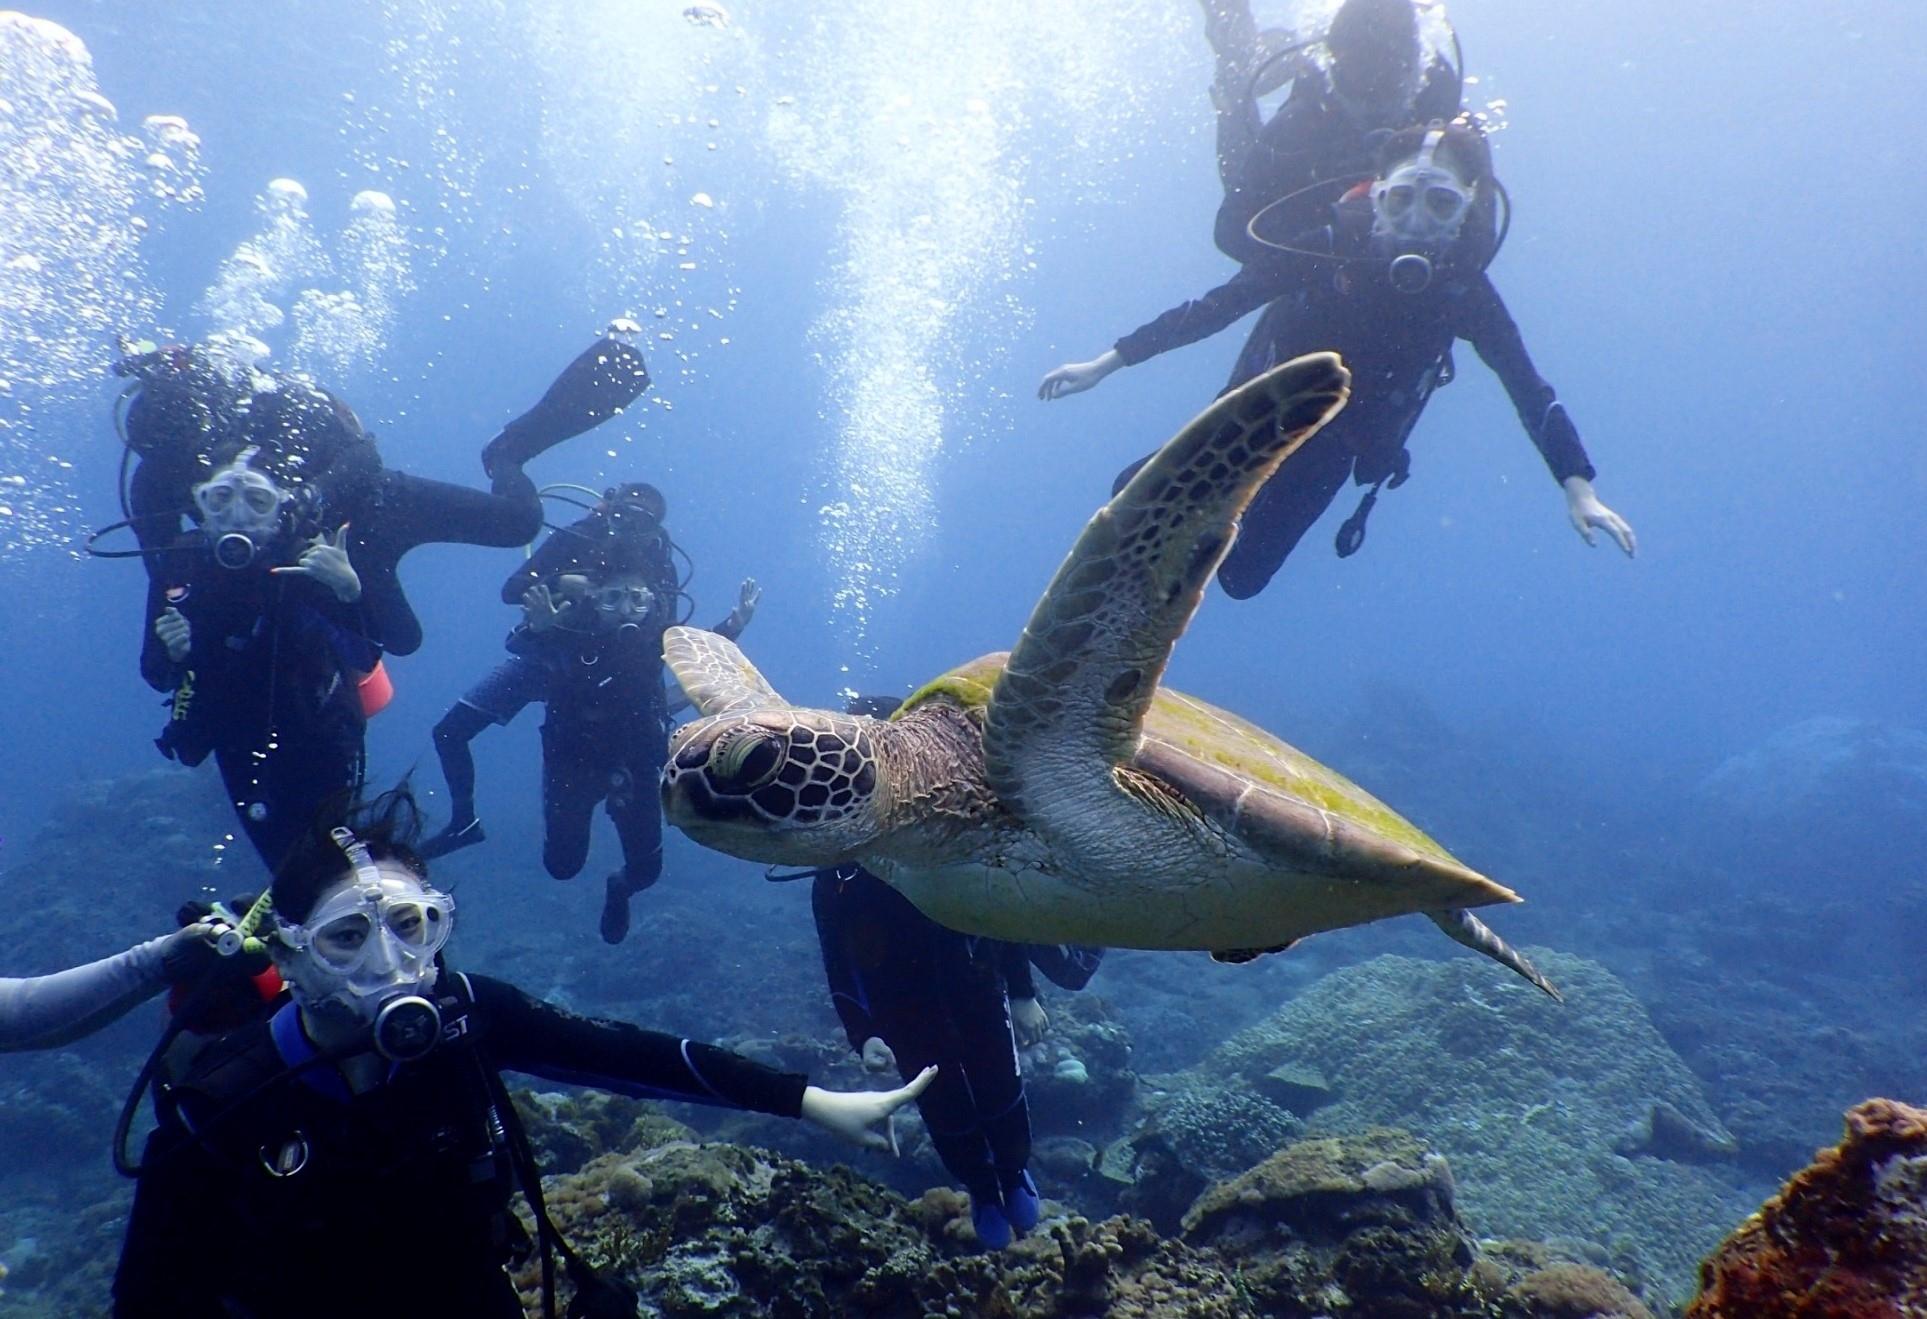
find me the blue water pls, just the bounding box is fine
[1,0,1922,1309]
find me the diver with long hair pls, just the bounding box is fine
[1040,118,1635,597]
[109,787,933,1319]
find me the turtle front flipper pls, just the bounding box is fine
[983,353,1350,814]
[663,626,787,717]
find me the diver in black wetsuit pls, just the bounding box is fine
[109,331,651,657]
[810,859,1103,1251]
[1040,118,1636,598]
[140,451,378,868]
[1202,0,1465,265]
[420,482,761,946]
[111,790,933,1319]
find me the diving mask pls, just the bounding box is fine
[275,834,453,1057]
[192,457,289,567]
[1371,126,1471,248]
[592,582,655,621]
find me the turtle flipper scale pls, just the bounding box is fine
[662,626,787,717]
[983,353,1350,814]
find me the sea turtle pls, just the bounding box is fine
[660,352,1558,998]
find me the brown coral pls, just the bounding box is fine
[1686,1097,1927,1319]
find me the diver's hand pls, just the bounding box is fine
[522,584,575,632]
[728,578,762,632]
[158,921,224,982]
[155,607,192,663]
[801,1066,937,1153]
[1010,996,1049,1047]
[271,525,362,601]
[860,1036,897,1073]
[1038,350,1123,402]
[1562,477,1637,557]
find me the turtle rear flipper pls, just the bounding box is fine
[1428,908,1562,1001]
[983,353,1350,817]
[663,627,787,717]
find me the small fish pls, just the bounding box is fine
[682,3,730,29]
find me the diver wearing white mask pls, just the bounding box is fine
[113,790,937,1319]
[1041,115,1636,597]
[142,450,375,870]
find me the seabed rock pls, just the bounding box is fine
[1686,1097,1927,1318]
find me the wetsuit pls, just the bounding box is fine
[1111,201,1594,597]
[0,935,174,1052]
[810,865,1101,1207]
[141,536,374,867]
[112,971,806,1319]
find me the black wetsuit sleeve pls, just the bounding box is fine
[1029,944,1105,992]
[1214,88,1327,264]
[308,429,383,523]
[811,874,880,1053]
[469,974,807,1117]
[501,516,601,604]
[1113,258,1296,367]
[1458,277,1596,484]
[997,943,1038,1000]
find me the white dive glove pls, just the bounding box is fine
[1561,476,1638,557]
[270,525,362,601]
[155,607,192,664]
[727,577,762,632]
[800,1065,936,1154]
[860,1035,897,1073]
[1010,996,1049,1047]
[1037,349,1124,401]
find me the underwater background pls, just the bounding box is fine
[1,0,1923,1314]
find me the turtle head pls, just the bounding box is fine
[661,709,884,865]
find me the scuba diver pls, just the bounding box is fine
[419,481,762,946]
[1204,0,1465,264]
[110,788,934,1319]
[804,695,1104,1251]
[1039,118,1636,598]
[140,448,380,867]
[105,328,651,657]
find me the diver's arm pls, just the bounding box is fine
[1463,280,1636,556]
[1029,943,1106,992]
[470,974,810,1116]
[0,934,176,1052]
[1460,278,1596,485]
[998,942,1038,1002]
[305,428,383,525]
[1112,259,1294,368]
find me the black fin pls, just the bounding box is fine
[483,338,650,476]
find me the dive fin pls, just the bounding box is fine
[483,337,651,478]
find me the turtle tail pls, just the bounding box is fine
[1428,908,1562,1001]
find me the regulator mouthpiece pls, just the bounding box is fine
[1388,253,1434,294]
[372,995,443,1062]
[213,532,259,570]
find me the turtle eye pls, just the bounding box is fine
[708,729,783,792]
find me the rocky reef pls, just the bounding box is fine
[513,1092,1655,1319]
[1114,950,1766,1303]
[1686,1097,1927,1318]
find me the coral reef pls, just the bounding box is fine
[510,1115,1655,1318]
[1123,950,1764,1303]
[1686,1097,1927,1318]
